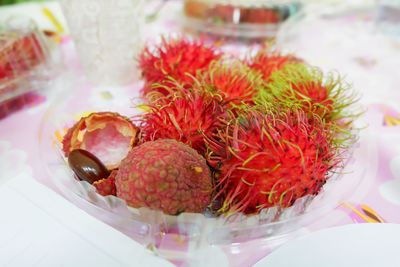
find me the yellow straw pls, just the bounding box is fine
[384,115,400,127]
[42,7,64,34]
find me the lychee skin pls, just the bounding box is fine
[115,139,212,215]
[93,170,117,196]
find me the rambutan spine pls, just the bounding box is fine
[247,49,301,82]
[207,107,338,214]
[138,83,228,156]
[257,63,359,148]
[198,59,264,109]
[138,36,222,97]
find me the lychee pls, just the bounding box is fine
[115,139,212,215]
[93,170,117,196]
[62,112,139,170]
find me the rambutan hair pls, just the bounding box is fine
[198,59,264,108]
[207,107,339,214]
[256,63,359,146]
[247,49,301,82]
[138,84,228,156]
[138,36,222,96]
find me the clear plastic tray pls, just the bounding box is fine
[38,75,369,264]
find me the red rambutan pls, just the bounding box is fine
[199,60,264,108]
[208,108,337,214]
[138,37,221,96]
[138,87,228,156]
[247,50,301,82]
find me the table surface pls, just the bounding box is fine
[1,1,400,267]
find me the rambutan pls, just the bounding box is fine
[139,87,227,156]
[257,63,357,124]
[115,139,212,215]
[247,49,301,82]
[208,108,337,214]
[198,60,264,108]
[138,37,221,96]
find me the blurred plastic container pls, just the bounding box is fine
[183,0,302,40]
[59,0,144,87]
[0,17,51,119]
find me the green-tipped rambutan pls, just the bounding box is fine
[207,108,337,214]
[139,37,221,96]
[256,63,358,134]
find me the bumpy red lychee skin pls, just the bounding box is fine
[139,37,221,96]
[115,139,212,215]
[208,109,336,214]
[93,170,117,196]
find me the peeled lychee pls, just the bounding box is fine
[62,112,139,170]
[115,139,212,215]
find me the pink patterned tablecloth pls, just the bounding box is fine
[1,1,400,267]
